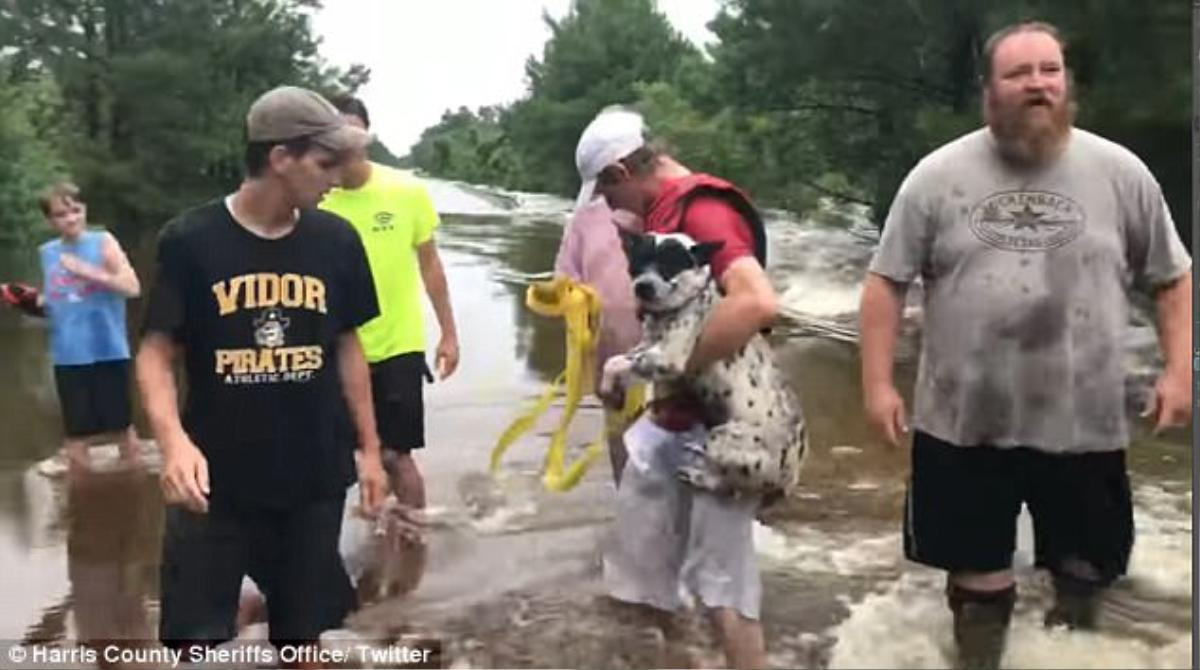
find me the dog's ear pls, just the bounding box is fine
[619,230,637,256]
[619,230,649,259]
[689,241,725,267]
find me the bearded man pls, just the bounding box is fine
[858,20,1191,670]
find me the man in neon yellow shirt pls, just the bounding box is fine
[321,96,459,510]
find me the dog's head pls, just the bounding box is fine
[620,232,723,312]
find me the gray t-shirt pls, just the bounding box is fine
[870,128,1191,453]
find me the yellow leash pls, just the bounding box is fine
[490,276,644,491]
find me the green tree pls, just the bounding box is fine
[409,106,512,184]
[709,0,992,223]
[709,0,1190,235]
[408,0,704,196]
[395,0,1187,244]
[503,0,702,194]
[0,71,70,244]
[4,0,368,234]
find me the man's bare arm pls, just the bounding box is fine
[1154,270,1192,377]
[63,232,141,297]
[1149,270,1192,431]
[417,239,460,378]
[685,257,779,373]
[337,331,386,514]
[859,272,910,446]
[136,333,208,511]
[860,273,906,392]
[136,334,184,446]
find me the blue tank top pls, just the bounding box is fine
[40,230,130,365]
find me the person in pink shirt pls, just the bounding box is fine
[553,198,643,484]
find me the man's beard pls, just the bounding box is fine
[986,93,1076,166]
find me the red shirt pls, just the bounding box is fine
[646,179,759,430]
[646,176,757,280]
[676,196,757,279]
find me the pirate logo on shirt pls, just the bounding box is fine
[253,307,290,348]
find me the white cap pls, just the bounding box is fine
[574,106,646,210]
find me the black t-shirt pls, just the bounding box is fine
[142,199,379,512]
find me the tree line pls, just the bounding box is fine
[0,0,381,244]
[0,0,1189,248]
[406,0,1190,246]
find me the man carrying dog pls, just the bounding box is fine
[579,105,779,670]
[859,21,1191,669]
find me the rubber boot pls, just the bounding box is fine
[1044,573,1100,630]
[947,582,1016,670]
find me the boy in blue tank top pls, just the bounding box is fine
[31,182,142,470]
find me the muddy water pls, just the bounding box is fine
[0,181,1190,669]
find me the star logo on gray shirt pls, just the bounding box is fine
[1009,203,1045,231]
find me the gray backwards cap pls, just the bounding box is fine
[246,86,371,152]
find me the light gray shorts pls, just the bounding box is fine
[602,416,761,620]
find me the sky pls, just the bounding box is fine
[311,0,721,156]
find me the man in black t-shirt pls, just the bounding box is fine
[135,86,388,653]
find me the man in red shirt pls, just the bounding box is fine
[577,106,779,670]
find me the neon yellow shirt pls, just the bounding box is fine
[320,163,439,362]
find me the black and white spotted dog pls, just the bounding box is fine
[601,232,807,499]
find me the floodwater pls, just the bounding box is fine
[0,180,1190,669]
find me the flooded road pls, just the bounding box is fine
[0,180,1190,668]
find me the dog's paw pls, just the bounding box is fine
[600,354,635,396]
[761,487,785,509]
[630,346,684,380]
[680,440,708,459]
[677,463,725,493]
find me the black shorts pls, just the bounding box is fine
[53,360,133,438]
[904,430,1133,583]
[158,498,355,649]
[369,352,431,453]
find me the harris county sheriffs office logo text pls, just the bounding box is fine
[210,273,326,385]
[969,190,1084,251]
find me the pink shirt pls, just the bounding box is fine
[554,200,643,393]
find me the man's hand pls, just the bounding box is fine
[417,239,459,381]
[434,334,459,379]
[358,448,387,518]
[59,252,106,283]
[1145,369,1192,434]
[600,354,634,404]
[598,383,626,411]
[161,436,210,513]
[1147,271,1191,435]
[378,500,427,548]
[865,383,908,447]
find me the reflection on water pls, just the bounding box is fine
[0,182,1190,668]
[8,466,162,656]
[436,211,568,384]
[62,470,162,651]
